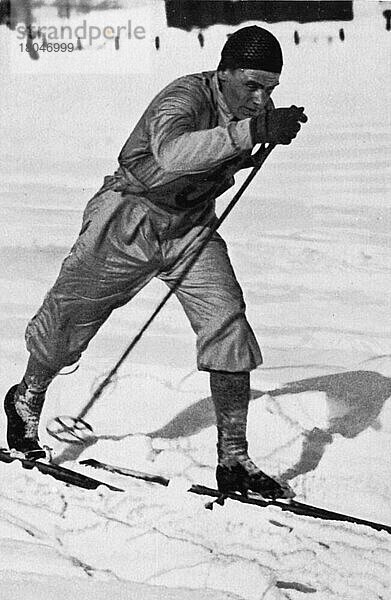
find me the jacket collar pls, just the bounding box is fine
[211,71,237,125]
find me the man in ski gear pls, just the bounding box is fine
[5,26,307,498]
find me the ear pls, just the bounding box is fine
[218,70,229,82]
[219,68,237,82]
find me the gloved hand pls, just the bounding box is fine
[250,105,308,145]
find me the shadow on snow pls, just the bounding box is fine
[148,369,391,481]
[54,370,391,475]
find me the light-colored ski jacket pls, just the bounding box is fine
[109,71,269,211]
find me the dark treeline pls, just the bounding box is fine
[165,1,353,31]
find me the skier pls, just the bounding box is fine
[4,26,307,499]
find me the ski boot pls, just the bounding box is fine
[216,456,294,500]
[4,383,47,460]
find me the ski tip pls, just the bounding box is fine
[79,459,98,468]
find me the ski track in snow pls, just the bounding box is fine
[1,360,391,599]
[0,452,390,600]
[1,1,391,598]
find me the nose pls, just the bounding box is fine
[252,88,268,106]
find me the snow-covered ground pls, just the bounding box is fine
[1,1,391,598]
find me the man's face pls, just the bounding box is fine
[219,68,280,120]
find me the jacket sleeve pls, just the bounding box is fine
[149,82,254,174]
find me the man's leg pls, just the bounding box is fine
[210,370,293,498]
[4,355,58,456]
[5,191,161,456]
[160,232,292,498]
[160,232,262,372]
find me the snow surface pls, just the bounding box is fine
[1,1,391,598]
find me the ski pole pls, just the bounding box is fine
[47,143,276,442]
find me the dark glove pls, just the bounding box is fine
[250,105,308,145]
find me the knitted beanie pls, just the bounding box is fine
[219,25,283,73]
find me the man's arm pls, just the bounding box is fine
[149,83,253,174]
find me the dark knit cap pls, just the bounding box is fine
[219,25,283,73]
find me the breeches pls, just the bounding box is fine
[25,189,262,372]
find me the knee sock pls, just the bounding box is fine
[210,370,252,468]
[14,355,57,438]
